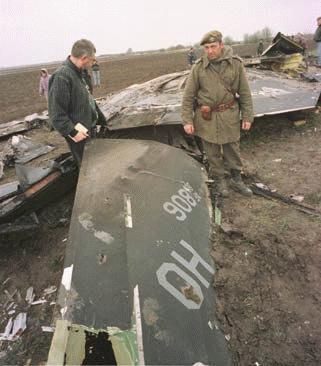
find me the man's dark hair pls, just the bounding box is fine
[71,39,96,58]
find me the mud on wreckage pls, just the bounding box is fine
[0,67,321,365]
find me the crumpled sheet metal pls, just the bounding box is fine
[247,69,321,116]
[0,120,28,138]
[11,135,55,164]
[262,32,304,57]
[15,163,56,190]
[0,154,78,224]
[0,112,49,139]
[0,181,19,202]
[302,72,321,83]
[100,71,189,130]
[100,69,320,131]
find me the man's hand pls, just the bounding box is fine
[184,123,195,135]
[242,120,252,131]
[71,131,89,142]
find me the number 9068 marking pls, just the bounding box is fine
[163,183,201,221]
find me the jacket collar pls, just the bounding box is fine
[64,56,83,75]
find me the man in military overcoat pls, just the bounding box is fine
[181,30,253,197]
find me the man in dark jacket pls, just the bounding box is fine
[313,16,321,66]
[49,39,106,166]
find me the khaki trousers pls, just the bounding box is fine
[202,140,243,178]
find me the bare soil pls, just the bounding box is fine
[214,114,321,366]
[1,51,321,365]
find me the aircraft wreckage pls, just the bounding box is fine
[0,67,321,365]
[1,68,320,225]
[47,139,232,365]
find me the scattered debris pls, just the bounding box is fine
[293,119,306,127]
[0,214,40,243]
[10,134,55,165]
[31,299,47,306]
[220,222,244,237]
[41,326,55,333]
[0,313,27,341]
[0,278,59,355]
[25,287,35,304]
[243,57,261,67]
[0,120,28,139]
[0,181,19,202]
[24,111,50,130]
[260,32,306,76]
[10,312,27,340]
[43,286,57,296]
[2,278,10,286]
[301,72,321,83]
[0,112,49,140]
[0,318,13,340]
[255,182,277,192]
[0,141,15,177]
[251,182,321,217]
[4,289,17,302]
[289,194,304,202]
[0,153,78,225]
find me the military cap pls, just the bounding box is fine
[200,30,223,45]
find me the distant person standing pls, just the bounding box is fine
[257,40,264,56]
[39,68,51,101]
[91,60,101,87]
[313,16,321,66]
[187,47,197,67]
[48,39,106,166]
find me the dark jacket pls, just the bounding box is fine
[83,69,93,94]
[314,25,321,42]
[48,57,106,137]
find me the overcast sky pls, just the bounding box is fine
[0,0,320,68]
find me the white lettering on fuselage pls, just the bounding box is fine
[156,240,214,309]
[163,183,201,222]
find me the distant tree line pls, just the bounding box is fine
[243,27,274,43]
[122,27,275,56]
[223,27,274,45]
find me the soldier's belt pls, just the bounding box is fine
[199,100,235,120]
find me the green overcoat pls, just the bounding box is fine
[181,46,253,144]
